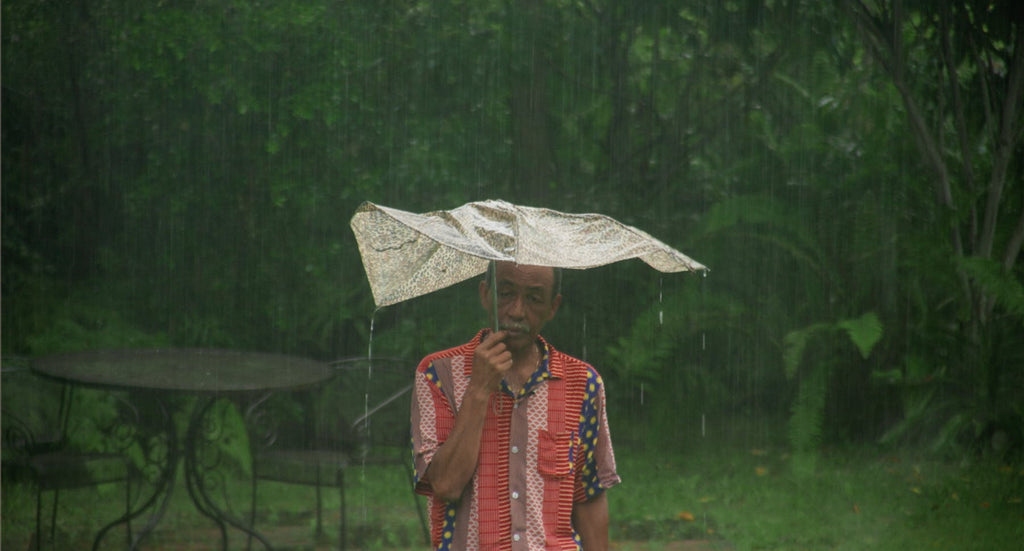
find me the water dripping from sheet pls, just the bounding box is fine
[360,310,379,524]
[366,312,375,428]
[658,277,664,326]
[701,272,707,437]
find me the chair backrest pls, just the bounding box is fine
[331,357,417,456]
[2,360,141,463]
[2,363,69,460]
[243,356,417,458]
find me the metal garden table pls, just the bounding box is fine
[32,348,336,550]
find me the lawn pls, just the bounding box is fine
[3,434,1021,550]
[612,439,1023,551]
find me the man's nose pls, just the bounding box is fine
[506,294,526,318]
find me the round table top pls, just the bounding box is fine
[32,348,335,393]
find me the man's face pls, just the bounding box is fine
[479,262,562,352]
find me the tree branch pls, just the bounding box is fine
[967,25,997,146]
[940,4,978,248]
[1005,207,1024,272]
[849,1,956,213]
[979,27,1024,259]
[846,1,895,74]
[846,0,973,306]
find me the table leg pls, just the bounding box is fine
[184,395,276,551]
[89,395,180,551]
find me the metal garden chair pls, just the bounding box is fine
[244,356,428,550]
[1,362,138,550]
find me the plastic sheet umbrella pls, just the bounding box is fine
[350,200,707,325]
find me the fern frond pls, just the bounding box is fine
[837,312,883,358]
[783,323,828,378]
[789,366,827,453]
[697,195,826,268]
[957,256,1024,318]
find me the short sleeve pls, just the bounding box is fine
[573,367,620,502]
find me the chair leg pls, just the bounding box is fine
[314,475,323,538]
[246,474,257,551]
[35,485,43,551]
[125,471,134,548]
[338,468,346,551]
[49,489,60,546]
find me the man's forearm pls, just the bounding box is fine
[572,491,609,551]
[422,385,491,502]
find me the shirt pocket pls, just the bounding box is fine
[536,429,578,479]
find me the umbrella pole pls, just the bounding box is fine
[490,260,499,333]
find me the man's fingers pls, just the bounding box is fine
[481,330,508,349]
[494,350,513,370]
[484,346,512,372]
[472,331,514,390]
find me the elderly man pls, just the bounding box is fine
[412,261,620,550]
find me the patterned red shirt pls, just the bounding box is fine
[412,329,620,550]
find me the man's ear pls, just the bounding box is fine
[479,279,492,312]
[547,293,562,321]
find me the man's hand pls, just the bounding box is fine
[471,330,512,392]
[423,331,509,502]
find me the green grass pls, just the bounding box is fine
[611,438,1024,550]
[4,434,1022,550]
[1,462,428,550]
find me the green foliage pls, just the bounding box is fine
[875,346,1024,459]
[784,313,883,378]
[783,313,883,474]
[842,0,1024,456]
[957,257,1024,320]
[603,278,748,440]
[837,313,885,359]
[2,0,1021,463]
[204,398,253,476]
[20,287,169,355]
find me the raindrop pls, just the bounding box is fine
[367,309,377,362]
[582,313,588,361]
[366,311,376,429]
[658,277,664,326]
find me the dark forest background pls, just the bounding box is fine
[3,0,1022,461]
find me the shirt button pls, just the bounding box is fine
[513,533,521,542]
[511,445,520,454]
[511,491,520,499]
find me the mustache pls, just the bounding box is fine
[499,322,530,333]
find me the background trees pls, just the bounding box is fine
[3,0,1021,458]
